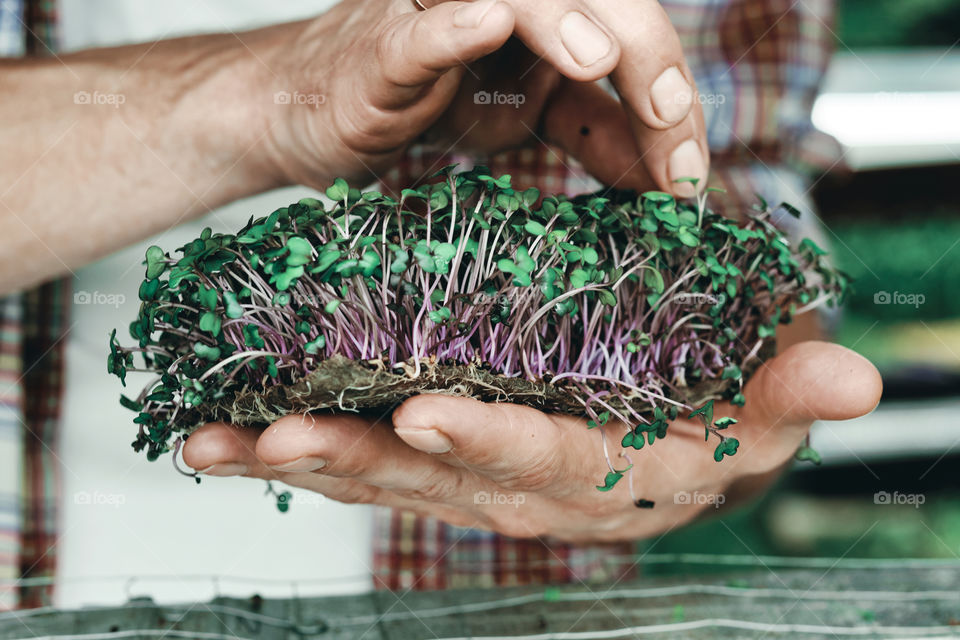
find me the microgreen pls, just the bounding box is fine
[109,168,847,499]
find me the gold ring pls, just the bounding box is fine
[412,0,427,9]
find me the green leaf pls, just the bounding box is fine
[198,311,221,337]
[721,364,742,380]
[597,289,617,307]
[758,324,776,338]
[581,247,599,265]
[643,269,665,294]
[325,177,349,202]
[799,238,827,256]
[138,278,160,302]
[713,417,737,429]
[324,299,341,315]
[304,334,326,355]
[524,220,547,236]
[688,400,714,427]
[273,265,304,291]
[242,324,265,349]
[311,249,341,274]
[596,464,632,492]
[569,268,589,289]
[714,437,740,461]
[276,490,292,513]
[193,342,221,361]
[198,285,218,311]
[222,291,243,319]
[677,227,700,247]
[515,246,536,273]
[285,236,314,266]
[119,394,143,412]
[795,445,822,465]
[428,307,452,323]
[144,245,166,279]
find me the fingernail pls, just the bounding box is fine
[395,428,453,454]
[668,139,708,197]
[651,67,693,124]
[198,463,248,477]
[454,0,497,28]
[559,12,611,67]
[270,456,327,473]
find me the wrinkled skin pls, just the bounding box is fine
[265,0,709,196]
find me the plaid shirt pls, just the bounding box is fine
[1,0,838,606]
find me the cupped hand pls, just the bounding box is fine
[260,0,707,196]
[182,342,882,543]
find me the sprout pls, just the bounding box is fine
[109,167,847,496]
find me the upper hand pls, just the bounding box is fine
[183,342,882,543]
[260,0,708,196]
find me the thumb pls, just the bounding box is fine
[745,340,883,429]
[370,0,515,108]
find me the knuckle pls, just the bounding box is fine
[497,453,562,492]
[374,20,413,86]
[333,484,380,505]
[330,99,393,154]
[402,468,465,503]
[488,406,566,492]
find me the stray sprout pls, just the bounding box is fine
[109,167,846,501]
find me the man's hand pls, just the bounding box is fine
[264,0,708,196]
[1,0,705,292]
[183,342,881,543]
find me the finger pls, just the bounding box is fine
[543,77,708,196]
[542,79,654,190]
[182,422,274,478]
[369,0,515,109]
[745,341,883,428]
[183,421,480,522]
[501,0,695,127]
[392,395,600,495]
[718,341,883,474]
[254,413,489,506]
[627,104,709,198]
[489,2,620,82]
[505,0,707,195]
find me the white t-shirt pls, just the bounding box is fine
[57,0,374,608]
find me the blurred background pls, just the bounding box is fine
[649,0,960,571]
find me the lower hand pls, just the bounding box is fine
[183,342,881,542]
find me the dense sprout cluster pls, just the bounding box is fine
[109,167,846,493]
